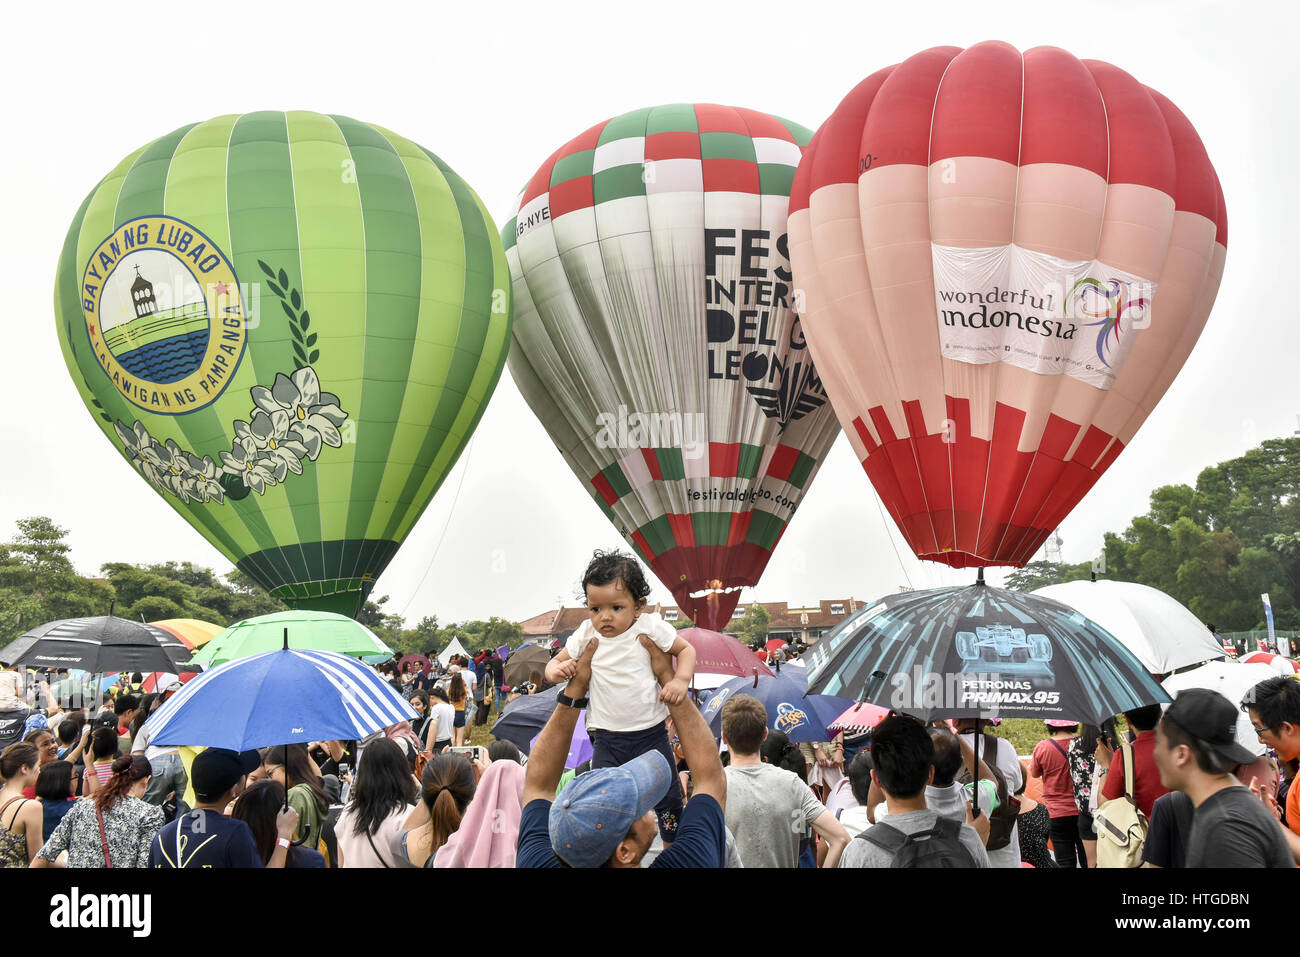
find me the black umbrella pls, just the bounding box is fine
[503,644,552,688]
[805,577,1170,726]
[490,686,562,754]
[0,614,196,674]
[805,575,1171,825]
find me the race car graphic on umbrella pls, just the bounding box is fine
[805,580,1169,725]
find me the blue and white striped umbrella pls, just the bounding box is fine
[142,649,417,751]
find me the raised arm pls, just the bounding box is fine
[640,636,723,808]
[522,640,598,806]
[65,724,91,765]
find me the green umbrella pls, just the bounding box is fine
[191,610,393,667]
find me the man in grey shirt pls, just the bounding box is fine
[721,694,849,868]
[841,715,988,868]
[1154,688,1293,868]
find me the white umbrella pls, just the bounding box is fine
[1033,580,1226,674]
[1162,660,1279,757]
[692,672,738,691]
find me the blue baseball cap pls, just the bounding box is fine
[548,750,673,868]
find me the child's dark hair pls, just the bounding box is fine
[580,550,651,604]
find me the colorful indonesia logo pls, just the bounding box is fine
[1067,277,1152,369]
[81,215,246,415]
[773,701,809,735]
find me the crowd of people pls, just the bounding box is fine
[1,548,1299,869]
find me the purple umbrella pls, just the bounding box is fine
[530,710,593,769]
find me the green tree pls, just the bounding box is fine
[0,517,112,641]
[1099,437,1300,631]
[1003,560,1092,592]
[727,604,770,644]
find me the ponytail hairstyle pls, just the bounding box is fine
[420,754,476,854]
[94,754,151,813]
[760,729,807,782]
[1,742,40,781]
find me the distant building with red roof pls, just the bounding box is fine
[516,598,860,646]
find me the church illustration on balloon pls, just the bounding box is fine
[99,252,210,384]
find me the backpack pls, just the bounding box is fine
[0,709,29,749]
[861,817,977,868]
[1095,737,1148,868]
[955,732,1017,851]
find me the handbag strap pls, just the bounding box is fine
[96,806,113,868]
[365,828,391,868]
[1120,736,1137,802]
[0,797,26,826]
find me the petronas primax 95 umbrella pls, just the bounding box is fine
[804,579,1170,726]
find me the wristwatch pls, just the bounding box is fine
[276,837,291,849]
[557,690,589,709]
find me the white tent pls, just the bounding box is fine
[439,636,471,664]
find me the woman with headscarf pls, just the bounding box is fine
[431,758,525,868]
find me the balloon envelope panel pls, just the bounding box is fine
[55,112,512,616]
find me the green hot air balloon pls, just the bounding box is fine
[55,112,511,617]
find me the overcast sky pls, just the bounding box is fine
[2,0,1296,626]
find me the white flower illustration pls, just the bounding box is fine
[220,435,285,495]
[248,410,310,476]
[112,365,348,503]
[250,367,348,460]
[147,438,199,501]
[181,452,226,504]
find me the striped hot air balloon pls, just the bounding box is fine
[789,44,1227,568]
[55,112,512,616]
[503,104,841,629]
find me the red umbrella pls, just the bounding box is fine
[676,627,774,680]
[141,671,200,693]
[765,638,787,653]
[399,653,431,674]
[1241,652,1300,675]
[827,701,891,736]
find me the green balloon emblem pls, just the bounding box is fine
[55,112,512,617]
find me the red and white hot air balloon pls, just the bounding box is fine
[789,43,1227,568]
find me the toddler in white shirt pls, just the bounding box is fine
[545,550,697,843]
